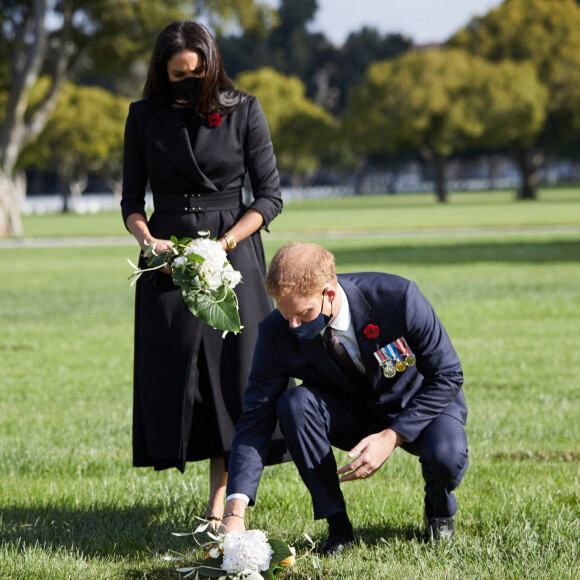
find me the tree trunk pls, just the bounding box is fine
[0,172,26,237]
[484,154,501,190]
[514,147,544,200]
[352,157,368,195]
[420,146,448,203]
[432,152,448,203]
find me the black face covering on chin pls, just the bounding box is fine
[170,76,204,106]
[289,290,333,341]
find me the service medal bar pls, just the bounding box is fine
[374,348,396,378]
[386,343,407,372]
[395,337,416,366]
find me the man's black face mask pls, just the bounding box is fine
[288,290,332,341]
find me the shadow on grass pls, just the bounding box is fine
[0,502,197,560]
[355,523,420,545]
[331,239,580,266]
[0,502,424,555]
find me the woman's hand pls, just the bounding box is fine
[141,237,173,255]
[126,214,174,274]
[142,237,174,275]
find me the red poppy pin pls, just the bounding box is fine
[208,112,223,127]
[363,324,380,339]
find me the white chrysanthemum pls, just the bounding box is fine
[221,530,273,576]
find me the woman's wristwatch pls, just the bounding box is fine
[223,231,237,251]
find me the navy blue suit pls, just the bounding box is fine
[227,272,468,520]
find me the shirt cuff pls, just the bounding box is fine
[226,493,251,504]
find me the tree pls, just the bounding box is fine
[218,0,337,101]
[235,67,334,183]
[0,0,275,237]
[448,0,580,199]
[332,27,412,112]
[345,48,547,202]
[218,6,412,114]
[18,82,131,211]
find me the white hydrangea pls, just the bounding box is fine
[198,260,225,291]
[222,263,242,288]
[181,238,242,292]
[185,238,227,269]
[220,530,273,576]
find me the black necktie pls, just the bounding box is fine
[323,327,364,384]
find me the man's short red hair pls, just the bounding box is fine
[265,242,337,299]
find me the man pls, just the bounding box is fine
[222,242,468,555]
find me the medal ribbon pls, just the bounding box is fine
[386,343,401,363]
[394,338,408,357]
[398,337,414,358]
[374,348,388,364]
[374,348,395,368]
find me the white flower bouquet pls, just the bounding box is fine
[165,523,297,580]
[128,232,242,333]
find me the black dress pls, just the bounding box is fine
[122,95,289,472]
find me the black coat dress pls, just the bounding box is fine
[122,95,288,472]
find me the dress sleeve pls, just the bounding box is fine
[121,102,149,228]
[243,97,283,229]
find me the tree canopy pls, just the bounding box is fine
[448,0,580,197]
[235,67,334,181]
[18,81,131,207]
[346,48,547,201]
[0,0,276,235]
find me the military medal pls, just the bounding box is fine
[396,337,416,366]
[374,348,396,378]
[387,343,407,372]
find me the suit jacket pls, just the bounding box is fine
[227,272,467,502]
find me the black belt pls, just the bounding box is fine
[153,189,242,213]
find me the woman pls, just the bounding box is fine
[121,20,287,523]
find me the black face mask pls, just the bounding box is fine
[170,76,204,105]
[289,290,332,342]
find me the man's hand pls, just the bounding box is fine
[219,498,247,535]
[337,428,406,483]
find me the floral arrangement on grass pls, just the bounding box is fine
[164,520,305,580]
[128,232,242,333]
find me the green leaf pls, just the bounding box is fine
[266,539,293,573]
[186,252,205,264]
[147,250,172,268]
[181,287,241,332]
[195,561,227,577]
[268,539,292,562]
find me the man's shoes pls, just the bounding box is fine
[319,535,354,556]
[423,516,455,542]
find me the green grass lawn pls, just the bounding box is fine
[18,187,580,239]
[1,190,579,579]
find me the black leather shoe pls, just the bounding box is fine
[319,535,354,556]
[424,517,455,542]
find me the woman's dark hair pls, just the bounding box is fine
[142,20,247,115]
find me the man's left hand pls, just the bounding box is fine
[337,428,406,483]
